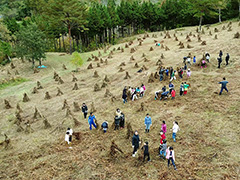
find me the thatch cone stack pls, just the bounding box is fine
[118,67,124,72]
[104,75,110,82]
[93,71,99,78]
[134,63,139,68]
[87,63,93,69]
[209,31,212,36]
[54,74,59,81]
[222,25,226,30]
[15,70,19,75]
[214,28,219,32]
[144,57,150,62]
[43,116,51,129]
[97,63,101,67]
[94,83,101,91]
[100,58,104,63]
[62,64,67,70]
[72,74,78,82]
[25,124,34,134]
[156,59,163,66]
[104,89,112,97]
[202,28,205,34]
[119,62,126,66]
[142,53,146,58]
[98,51,102,57]
[148,73,155,83]
[130,55,135,61]
[161,53,165,59]
[117,47,121,50]
[187,38,191,42]
[56,87,63,96]
[72,83,79,90]
[110,140,124,157]
[32,87,38,94]
[58,77,64,84]
[215,34,218,39]
[73,102,81,112]
[87,57,92,62]
[142,65,148,70]
[187,44,193,49]
[234,32,239,39]
[91,54,95,58]
[121,48,124,52]
[105,59,108,65]
[138,41,142,46]
[33,107,42,119]
[72,116,81,127]
[124,72,131,79]
[126,122,134,139]
[165,46,170,51]
[7,70,11,75]
[227,26,232,32]
[125,44,129,48]
[201,41,206,45]
[23,93,30,102]
[130,48,135,53]
[108,54,113,59]
[1,134,10,149]
[101,81,108,88]
[149,47,154,51]
[154,72,159,79]
[62,99,69,110]
[138,102,145,112]
[4,99,12,109]
[90,102,96,113]
[94,56,99,61]
[66,107,73,117]
[15,111,23,124]
[44,92,51,100]
[175,37,178,41]
[37,81,43,89]
[16,103,23,113]
[33,68,39,74]
[179,44,184,49]
[10,62,15,69]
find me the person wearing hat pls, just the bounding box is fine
[142,142,151,162]
[132,131,141,157]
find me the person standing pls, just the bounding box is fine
[219,50,223,58]
[225,53,230,66]
[170,70,176,82]
[219,77,228,95]
[132,131,141,157]
[160,130,166,144]
[187,69,191,78]
[180,83,184,96]
[217,57,222,68]
[122,87,128,104]
[159,139,167,158]
[171,89,176,100]
[193,56,196,64]
[161,121,167,134]
[159,67,165,81]
[183,82,190,95]
[178,68,183,79]
[172,121,180,142]
[88,112,97,130]
[144,114,152,133]
[81,103,88,119]
[166,147,177,170]
[142,142,151,162]
[169,82,174,94]
[114,115,121,130]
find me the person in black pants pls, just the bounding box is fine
[132,131,140,157]
[114,115,120,130]
[219,50,223,58]
[225,53,230,65]
[142,142,151,162]
[119,113,125,129]
[81,103,88,119]
[217,57,222,68]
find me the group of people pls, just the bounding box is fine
[122,84,146,103]
[155,81,190,100]
[132,118,180,170]
[217,50,230,68]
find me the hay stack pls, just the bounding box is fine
[94,83,101,91]
[93,71,99,78]
[37,81,43,89]
[104,75,110,82]
[101,81,108,88]
[16,103,23,113]
[62,99,69,110]
[15,70,19,75]
[144,57,150,62]
[142,65,148,70]
[148,73,155,83]
[62,64,67,70]
[187,44,193,49]
[105,59,108,65]
[161,53,165,59]
[179,44,185,49]
[134,63,139,68]
[124,72,131,79]
[98,51,102,57]
[72,74,78,82]
[125,44,129,48]
[130,55,135,61]
[234,32,239,39]
[32,87,38,94]
[165,46,170,51]
[44,92,51,100]
[58,77,64,84]
[97,63,101,67]
[72,83,79,90]
[149,47,154,51]
[100,58,104,63]
[119,62,126,66]
[73,102,81,112]
[4,99,12,109]
[118,67,124,72]
[87,63,93,69]
[104,89,112,97]
[214,28,219,32]
[33,68,39,74]
[33,107,42,119]
[215,35,218,39]
[23,93,30,102]
[43,116,51,129]
[201,41,206,45]
[56,87,63,96]
[87,57,92,62]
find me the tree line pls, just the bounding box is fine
[0,0,239,65]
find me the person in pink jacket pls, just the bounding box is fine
[161,121,167,134]
[166,146,177,170]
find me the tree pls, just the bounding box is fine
[15,23,46,67]
[43,0,88,54]
[189,0,218,30]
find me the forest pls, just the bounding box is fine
[0,0,239,65]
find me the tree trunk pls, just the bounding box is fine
[59,37,61,52]
[68,24,72,54]
[121,26,124,37]
[105,29,108,43]
[39,59,42,66]
[32,58,35,68]
[62,34,66,52]
[218,8,221,23]
[72,38,75,52]
[53,39,57,52]
[199,16,203,31]
[112,28,115,45]
[108,28,111,44]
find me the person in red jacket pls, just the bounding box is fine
[160,130,166,144]
[171,88,176,100]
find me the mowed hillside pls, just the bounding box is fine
[0,21,240,180]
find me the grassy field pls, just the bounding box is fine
[0,21,240,180]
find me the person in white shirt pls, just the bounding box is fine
[65,128,73,146]
[171,121,180,142]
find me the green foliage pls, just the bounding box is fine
[71,52,84,66]
[0,41,11,64]
[15,23,46,64]
[0,77,28,90]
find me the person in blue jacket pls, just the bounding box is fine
[144,113,152,133]
[101,121,108,133]
[219,77,228,95]
[160,91,169,100]
[88,112,97,130]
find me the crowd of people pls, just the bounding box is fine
[63,50,230,171]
